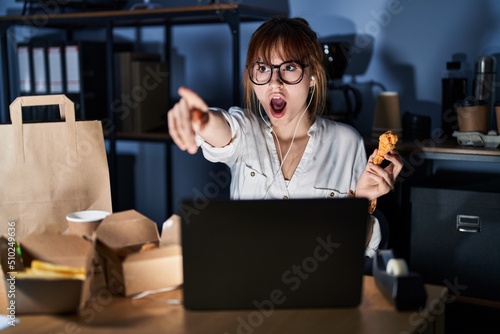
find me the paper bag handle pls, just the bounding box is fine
[9,95,77,163]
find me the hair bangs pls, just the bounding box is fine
[249,25,312,65]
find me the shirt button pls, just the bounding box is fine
[283,196,289,200]
[329,192,335,198]
[250,171,255,177]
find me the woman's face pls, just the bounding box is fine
[251,52,314,129]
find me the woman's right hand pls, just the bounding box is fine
[167,87,209,154]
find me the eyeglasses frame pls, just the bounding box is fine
[249,61,310,85]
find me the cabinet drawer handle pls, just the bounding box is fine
[456,214,481,233]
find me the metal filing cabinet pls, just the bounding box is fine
[410,172,500,302]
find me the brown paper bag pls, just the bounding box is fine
[0,95,112,241]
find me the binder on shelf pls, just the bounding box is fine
[117,52,167,133]
[130,59,168,133]
[17,43,31,94]
[118,52,160,132]
[32,45,48,94]
[64,43,81,94]
[16,41,58,121]
[15,39,133,122]
[47,43,64,94]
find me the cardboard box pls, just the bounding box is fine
[0,233,94,315]
[96,210,183,297]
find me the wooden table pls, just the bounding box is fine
[3,276,446,334]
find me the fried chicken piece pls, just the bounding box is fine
[373,131,399,165]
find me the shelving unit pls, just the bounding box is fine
[0,4,280,214]
[0,4,281,116]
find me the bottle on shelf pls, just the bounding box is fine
[473,56,496,132]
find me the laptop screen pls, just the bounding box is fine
[180,197,368,310]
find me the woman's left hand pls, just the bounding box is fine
[355,149,403,200]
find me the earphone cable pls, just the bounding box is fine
[262,83,316,199]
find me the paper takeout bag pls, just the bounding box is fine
[0,95,112,240]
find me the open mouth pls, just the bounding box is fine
[270,96,287,117]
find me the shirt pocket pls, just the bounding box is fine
[239,165,267,199]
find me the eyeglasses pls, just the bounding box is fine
[249,61,309,85]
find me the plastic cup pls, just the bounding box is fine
[372,91,402,139]
[66,210,110,238]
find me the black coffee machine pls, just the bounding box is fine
[321,40,362,125]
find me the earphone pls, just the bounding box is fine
[258,103,272,130]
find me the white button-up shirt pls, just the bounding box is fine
[197,107,380,257]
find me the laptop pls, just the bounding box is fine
[180,197,368,310]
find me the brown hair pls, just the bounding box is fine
[243,17,327,121]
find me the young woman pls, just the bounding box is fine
[167,17,403,257]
